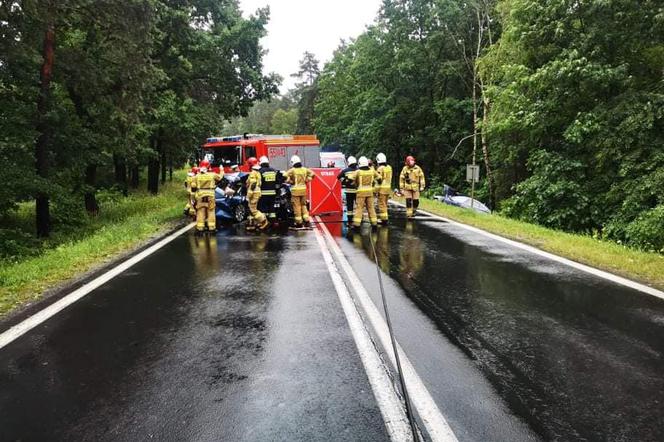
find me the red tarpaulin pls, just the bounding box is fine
[308,168,343,216]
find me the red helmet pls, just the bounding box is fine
[191,166,200,174]
[406,155,415,166]
[247,157,259,169]
[199,159,210,169]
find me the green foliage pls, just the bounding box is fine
[0,0,275,235]
[314,0,662,251]
[624,206,664,253]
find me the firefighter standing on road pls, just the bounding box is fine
[258,156,282,223]
[375,153,392,224]
[337,156,358,224]
[246,157,269,231]
[285,155,314,229]
[399,155,425,218]
[190,160,221,233]
[350,156,380,229]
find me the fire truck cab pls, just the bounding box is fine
[202,134,321,173]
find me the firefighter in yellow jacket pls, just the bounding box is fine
[246,157,269,231]
[190,160,221,233]
[399,155,425,218]
[184,166,199,217]
[285,155,314,228]
[375,153,392,224]
[350,156,380,229]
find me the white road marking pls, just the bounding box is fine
[0,223,195,350]
[313,228,414,441]
[317,219,458,442]
[391,201,664,301]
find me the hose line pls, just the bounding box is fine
[368,230,420,442]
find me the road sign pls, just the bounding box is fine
[466,164,480,182]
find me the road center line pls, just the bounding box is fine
[0,223,195,351]
[313,227,414,441]
[316,219,458,442]
[390,201,664,301]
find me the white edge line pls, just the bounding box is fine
[0,223,196,350]
[390,201,664,301]
[317,218,458,442]
[313,227,413,442]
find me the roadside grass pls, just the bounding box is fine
[0,172,188,317]
[401,197,664,291]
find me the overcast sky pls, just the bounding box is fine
[239,0,382,92]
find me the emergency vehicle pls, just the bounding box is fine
[202,134,321,173]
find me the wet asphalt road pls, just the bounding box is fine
[0,230,388,441]
[337,206,664,441]
[1,206,663,441]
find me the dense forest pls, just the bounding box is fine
[0,0,276,240]
[1,0,662,253]
[313,0,663,251]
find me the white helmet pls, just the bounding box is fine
[291,155,302,165]
[358,156,369,168]
[347,156,357,166]
[376,153,387,164]
[259,156,269,165]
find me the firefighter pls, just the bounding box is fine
[184,166,199,217]
[350,156,380,229]
[246,157,269,231]
[258,155,282,222]
[285,155,314,229]
[190,160,221,233]
[399,155,425,218]
[337,156,358,224]
[375,153,392,224]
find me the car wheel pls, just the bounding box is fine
[234,204,246,222]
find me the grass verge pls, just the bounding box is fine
[0,172,188,317]
[402,197,664,291]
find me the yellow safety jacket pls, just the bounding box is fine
[247,170,262,196]
[376,165,392,195]
[351,168,380,197]
[286,166,314,197]
[185,174,195,195]
[191,172,221,199]
[399,165,425,191]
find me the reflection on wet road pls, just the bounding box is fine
[0,228,388,441]
[339,207,664,441]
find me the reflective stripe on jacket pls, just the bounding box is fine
[351,168,380,197]
[247,170,262,195]
[286,166,314,197]
[399,165,425,191]
[377,165,392,195]
[259,167,280,196]
[191,172,221,198]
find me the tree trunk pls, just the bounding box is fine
[169,164,173,181]
[35,18,55,237]
[147,136,160,194]
[113,154,128,196]
[160,149,167,184]
[481,96,496,209]
[84,164,99,215]
[130,165,140,188]
[148,159,159,194]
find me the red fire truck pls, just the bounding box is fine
[202,134,321,173]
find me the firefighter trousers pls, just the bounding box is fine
[248,192,268,229]
[196,196,216,231]
[377,194,389,221]
[403,189,420,218]
[291,195,310,225]
[345,192,356,222]
[354,195,377,227]
[258,195,276,219]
